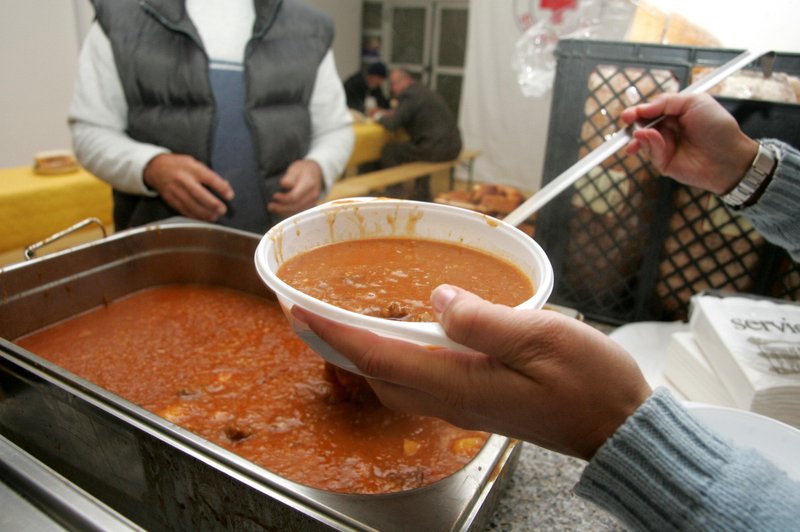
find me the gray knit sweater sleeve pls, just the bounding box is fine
[575,388,800,531]
[740,138,800,262]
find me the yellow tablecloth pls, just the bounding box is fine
[0,166,113,255]
[354,122,393,168]
[349,122,398,170]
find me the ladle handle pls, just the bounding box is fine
[502,48,774,228]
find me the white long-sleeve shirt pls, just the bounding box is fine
[68,0,353,196]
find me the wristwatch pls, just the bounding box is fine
[720,142,777,208]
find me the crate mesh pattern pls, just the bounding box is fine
[537,40,800,324]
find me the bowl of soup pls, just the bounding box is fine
[254,197,554,374]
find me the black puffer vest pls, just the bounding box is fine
[91,0,333,229]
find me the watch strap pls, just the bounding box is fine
[720,142,777,208]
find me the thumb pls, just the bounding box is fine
[432,285,549,371]
[280,162,301,188]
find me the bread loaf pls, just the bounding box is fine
[582,65,679,172]
[693,67,800,104]
[34,150,79,175]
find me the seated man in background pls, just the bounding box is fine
[372,68,462,200]
[343,62,390,115]
[69,0,353,234]
[374,68,462,169]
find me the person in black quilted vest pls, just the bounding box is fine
[69,0,354,233]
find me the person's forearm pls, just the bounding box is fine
[377,110,401,131]
[306,51,354,189]
[576,388,800,531]
[69,22,165,196]
[71,122,166,196]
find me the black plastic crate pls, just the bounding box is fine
[536,39,800,324]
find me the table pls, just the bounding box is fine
[348,121,405,172]
[0,166,113,264]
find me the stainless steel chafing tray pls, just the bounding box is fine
[0,221,520,531]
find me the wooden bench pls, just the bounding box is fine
[327,149,481,201]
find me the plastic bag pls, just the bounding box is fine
[511,20,560,98]
[511,0,635,98]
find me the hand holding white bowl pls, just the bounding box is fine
[292,284,652,460]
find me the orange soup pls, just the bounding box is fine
[15,284,487,494]
[277,237,534,321]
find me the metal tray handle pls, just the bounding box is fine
[24,217,107,260]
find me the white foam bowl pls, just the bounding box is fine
[254,197,554,374]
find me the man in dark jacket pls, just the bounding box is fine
[375,68,462,168]
[343,62,390,114]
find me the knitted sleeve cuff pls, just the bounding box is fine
[740,138,800,262]
[575,388,800,530]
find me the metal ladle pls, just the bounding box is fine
[502,48,775,227]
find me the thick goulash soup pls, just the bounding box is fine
[15,284,488,494]
[277,237,534,321]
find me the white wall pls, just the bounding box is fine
[306,0,362,79]
[0,0,83,168]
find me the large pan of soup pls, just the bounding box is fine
[0,220,521,531]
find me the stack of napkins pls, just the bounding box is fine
[665,332,737,407]
[664,293,800,428]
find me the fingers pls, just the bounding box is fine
[291,305,495,402]
[621,97,665,125]
[175,166,232,220]
[290,305,462,385]
[166,178,227,221]
[144,154,233,221]
[623,94,688,171]
[622,92,692,125]
[290,304,535,437]
[367,377,495,431]
[268,160,323,217]
[194,163,235,202]
[632,127,670,170]
[366,377,459,418]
